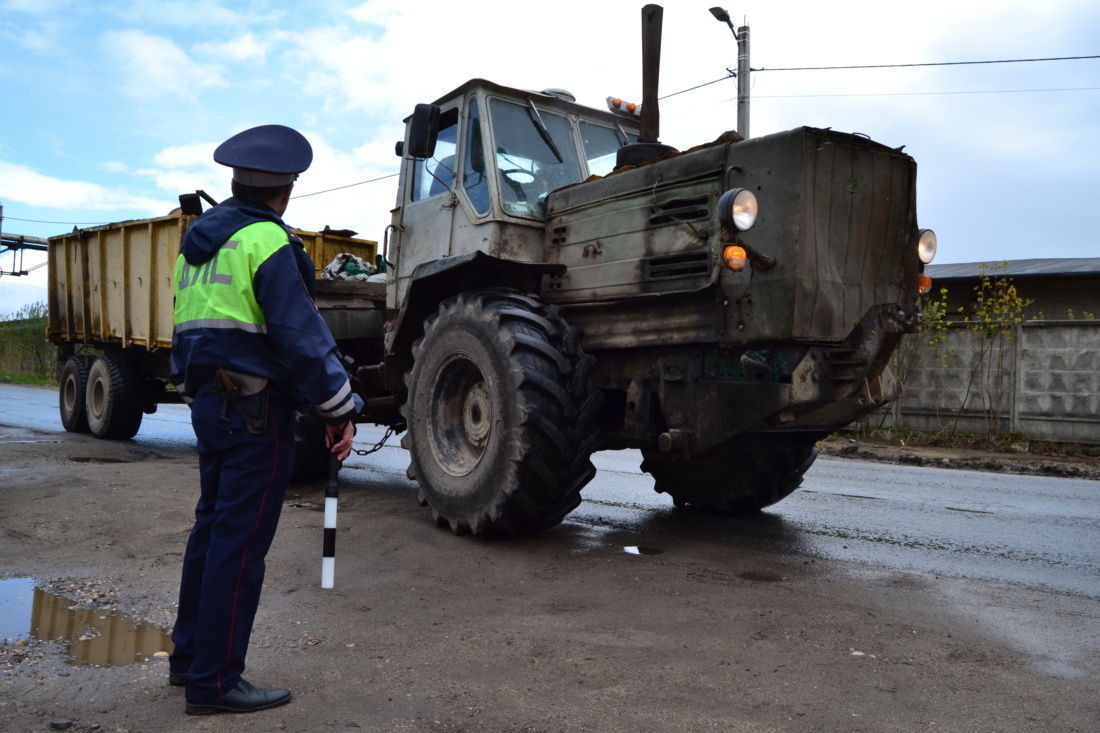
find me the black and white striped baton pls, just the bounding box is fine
[321,454,341,589]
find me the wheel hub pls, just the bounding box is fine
[462,382,491,447]
[426,353,494,479]
[63,376,78,413]
[89,378,106,420]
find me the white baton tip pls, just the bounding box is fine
[321,557,335,589]
[325,497,338,527]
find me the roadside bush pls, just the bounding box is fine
[0,301,57,381]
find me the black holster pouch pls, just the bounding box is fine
[214,368,270,435]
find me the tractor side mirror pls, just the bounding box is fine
[405,103,441,159]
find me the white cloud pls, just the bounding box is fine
[101,29,225,98]
[0,278,49,318]
[0,161,169,213]
[132,142,229,202]
[194,32,267,63]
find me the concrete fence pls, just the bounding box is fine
[864,321,1100,444]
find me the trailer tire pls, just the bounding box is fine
[291,409,331,483]
[59,355,93,433]
[85,352,144,439]
[641,441,817,513]
[402,289,600,537]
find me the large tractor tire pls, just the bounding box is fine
[641,441,817,513]
[59,355,93,433]
[291,408,331,483]
[402,289,600,536]
[85,352,144,439]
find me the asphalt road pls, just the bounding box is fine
[3,381,1098,684]
[4,381,1100,733]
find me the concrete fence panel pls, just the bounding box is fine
[864,321,1100,444]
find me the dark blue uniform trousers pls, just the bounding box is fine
[170,390,295,701]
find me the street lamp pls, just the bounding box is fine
[709,7,750,139]
[709,6,738,38]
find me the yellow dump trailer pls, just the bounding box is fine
[48,212,377,440]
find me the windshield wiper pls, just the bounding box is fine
[526,98,564,163]
[615,123,631,148]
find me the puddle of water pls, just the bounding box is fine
[623,546,664,555]
[70,457,130,464]
[0,577,35,639]
[0,577,172,666]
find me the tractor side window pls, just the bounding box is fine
[581,122,637,178]
[489,98,583,220]
[463,101,490,215]
[411,108,459,202]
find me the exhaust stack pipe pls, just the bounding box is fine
[616,4,679,169]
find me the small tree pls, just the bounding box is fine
[877,286,951,430]
[0,301,57,380]
[954,262,1031,438]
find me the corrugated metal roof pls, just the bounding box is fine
[926,258,1100,281]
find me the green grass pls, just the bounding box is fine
[0,373,55,386]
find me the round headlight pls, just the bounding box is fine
[918,229,937,264]
[717,188,758,232]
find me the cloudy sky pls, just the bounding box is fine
[1,0,1098,315]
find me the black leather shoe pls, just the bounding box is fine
[184,679,292,715]
[169,672,187,686]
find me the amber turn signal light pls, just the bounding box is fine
[723,245,748,271]
[919,273,932,294]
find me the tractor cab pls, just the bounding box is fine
[389,79,639,306]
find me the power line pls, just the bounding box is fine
[753,54,1100,72]
[2,175,400,228]
[660,76,731,100]
[9,52,1098,221]
[749,86,1100,99]
[3,215,110,226]
[663,53,1100,99]
[291,173,398,200]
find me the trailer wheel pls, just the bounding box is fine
[641,441,817,513]
[402,289,600,536]
[291,409,330,482]
[85,352,144,439]
[59,355,93,433]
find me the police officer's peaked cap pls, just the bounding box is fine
[214,124,313,187]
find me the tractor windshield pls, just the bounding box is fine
[490,99,582,219]
[489,99,636,220]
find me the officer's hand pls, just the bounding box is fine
[325,421,356,461]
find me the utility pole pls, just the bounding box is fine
[736,23,750,139]
[709,8,751,139]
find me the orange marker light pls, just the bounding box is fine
[627,102,637,112]
[919,273,932,294]
[723,245,748,271]
[612,98,622,108]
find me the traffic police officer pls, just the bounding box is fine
[168,124,364,715]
